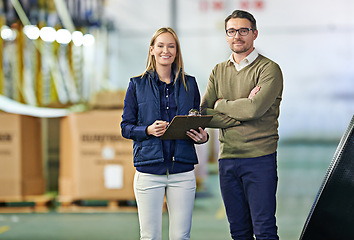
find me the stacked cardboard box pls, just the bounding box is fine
[0,113,45,201]
[89,90,126,109]
[59,110,135,202]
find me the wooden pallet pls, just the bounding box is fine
[56,199,137,213]
[0,195,55,213]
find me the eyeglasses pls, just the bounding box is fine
[226,28,253,37]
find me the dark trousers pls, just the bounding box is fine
[219,152,279,240]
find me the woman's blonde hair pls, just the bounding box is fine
[142,27,187,89]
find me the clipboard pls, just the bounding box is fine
[160,115,213,140]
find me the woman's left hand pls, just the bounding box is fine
[186,127,208,144]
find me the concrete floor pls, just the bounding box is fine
[0,142,338,240]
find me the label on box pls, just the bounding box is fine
[102,146,115,160]
[104,164,123,189]
[0,132,14,159]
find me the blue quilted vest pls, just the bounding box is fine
[130,71,199,166]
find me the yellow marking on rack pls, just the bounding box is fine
[0,225,10,234]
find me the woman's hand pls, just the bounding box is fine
[186,127,208,144]
[146,120,168,137]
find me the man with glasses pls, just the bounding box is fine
[201,10,283,240]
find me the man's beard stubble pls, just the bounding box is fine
[231,40,250,54]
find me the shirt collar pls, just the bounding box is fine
[154,70,175,85]
[228,48,259,70]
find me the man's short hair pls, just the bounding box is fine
[225,10,257,30]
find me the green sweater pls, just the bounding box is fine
[201,54,283,159]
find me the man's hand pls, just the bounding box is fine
[146,120,168,137]
[248,86,261,99]
[186,127,208,144]
[214,99,223,109]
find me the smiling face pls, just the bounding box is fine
[226,18,258,57]
[149,32,177,68]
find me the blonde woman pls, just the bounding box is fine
[121,27,208,240]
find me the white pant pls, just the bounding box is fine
[134,170,196,240]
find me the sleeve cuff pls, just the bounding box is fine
[134,125,149,140]
[214,99,227,113]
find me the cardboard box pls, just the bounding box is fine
[89,90,126,109]
[59,110,135,201]
[0,113,45,200]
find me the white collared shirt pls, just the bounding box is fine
[228,49,259,71]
